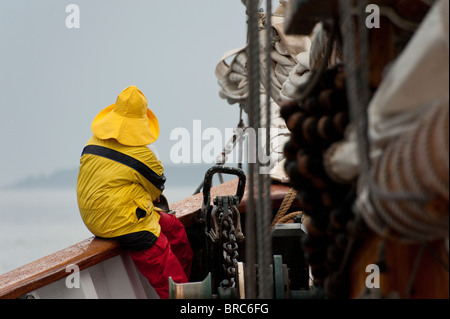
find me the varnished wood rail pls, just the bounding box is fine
[0,178,299,299]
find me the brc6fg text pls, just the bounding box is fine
[224,303,269,314]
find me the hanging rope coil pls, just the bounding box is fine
[359,100,449,243]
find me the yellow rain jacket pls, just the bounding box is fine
[77,135,165,239]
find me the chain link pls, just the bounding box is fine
[221,210,240,288]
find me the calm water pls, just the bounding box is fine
[0,186,194,275]
[0,163,235,275]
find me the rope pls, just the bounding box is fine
[402,242,426,299]
[244,0,261,300]
[366,102,449,243]
[424,241,450,273]
[339,0,427,204]
[271,188,299,228]
[259,0,274,300]
[277,211,303,225]
[339,0,447,244]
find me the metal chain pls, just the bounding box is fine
[221,210,240,287]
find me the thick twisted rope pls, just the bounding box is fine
[271,188,299,228]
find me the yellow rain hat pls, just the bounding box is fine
[91,86,160,146]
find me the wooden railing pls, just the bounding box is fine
[0,178,299,299]
[0,237,121,299]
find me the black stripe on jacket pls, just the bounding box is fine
[81,144,166,191]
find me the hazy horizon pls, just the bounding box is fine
[0,0,266,187]
[0,0,280,275]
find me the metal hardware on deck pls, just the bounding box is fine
[169,273,212,299]
[273,255,288,299]
[215,196,244,290]
[237,261,246,299]
[202,166,246,209]
[272,223,310,291]
[201,166,246,297]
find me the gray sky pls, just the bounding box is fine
[0,0,262,187]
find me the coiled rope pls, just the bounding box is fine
[362,101,449,243]
[339,0,448,243]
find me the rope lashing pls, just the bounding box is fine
[271,188,299,228]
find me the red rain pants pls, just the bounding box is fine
[128,212,193,299]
